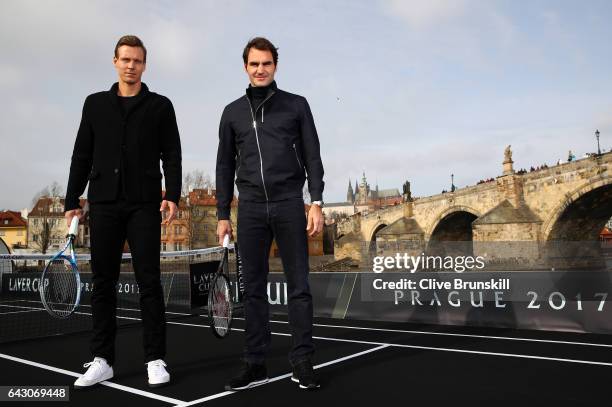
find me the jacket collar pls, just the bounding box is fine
[108,82,150,116]
[245,80,277,109]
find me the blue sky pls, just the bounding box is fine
[1,0,611,209]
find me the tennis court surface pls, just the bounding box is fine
[2,249,612,405]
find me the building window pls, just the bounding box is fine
[161,226,166,236]
[174,225,181,235]
[161,242,167,251]
[175,242,183,251]
[3,220,8,225]
[33,234,38,242]
[178,210,183,219]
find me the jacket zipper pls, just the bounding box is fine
[292,144,302,169]
[246,93,275,202]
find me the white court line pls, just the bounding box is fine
[166,319,612,368]
[0,352,185,405]
[163,318,612,370]
[8,299,612,350]
[0,309,44,315]
[234,317,612,349]
[10,300,190,316]
[9,299,612,349]
[173,345,390,407]
[5,304,612,404]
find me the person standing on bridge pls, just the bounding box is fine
[64,35,181,389]
[216,37,325,390]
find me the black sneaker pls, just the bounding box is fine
[225,361,269,391]
[291,359,320,390]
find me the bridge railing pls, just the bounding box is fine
[333,240,611,273]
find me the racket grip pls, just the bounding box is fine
[222,234,230,248]
[68,216,79,237]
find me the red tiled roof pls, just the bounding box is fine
[29,197,86,216]
[187,189,237,207]
[0,211,27,227]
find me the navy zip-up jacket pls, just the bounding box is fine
[215,81,324,220]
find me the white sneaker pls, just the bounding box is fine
[74,357,113,388]
[147,359,170,388]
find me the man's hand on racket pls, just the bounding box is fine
[306,205,324,237]
[64,209,84,228]
[217,220,233,245]
[160,200,178,225]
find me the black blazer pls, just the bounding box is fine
[65,83,182,211]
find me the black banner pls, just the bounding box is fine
[4,271,612,334]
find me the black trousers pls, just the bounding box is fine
[237,198,314,365]
[88,200,165,365]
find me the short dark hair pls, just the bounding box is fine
[114,35,147,62]
[242,37,278,65]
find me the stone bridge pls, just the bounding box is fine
[335,151,612,266]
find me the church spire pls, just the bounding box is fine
[347,179,354,203]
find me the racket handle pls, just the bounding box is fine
[68,216,79,237]
[222,234,230,248]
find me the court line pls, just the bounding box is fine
[162,317,612,369]
[5,303,612,404]
[8,300,612,349]
[342,273,358,319]
[25,303,612,367]
[165,319,612,368]
[0,309,44,315]
[173,345,390,407]
[234,316,612,349]
[7,300,190,316]
[0,352,185,405]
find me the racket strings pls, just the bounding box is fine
[43,258,79,317]
[211,276,232,335]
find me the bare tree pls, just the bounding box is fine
[182,169,213,196]
[32,199,52,254]
[35,218,52,254]
[180,170,216,249]
[31,181,64,207]
[31,186,50,207]
[49,181,64,197]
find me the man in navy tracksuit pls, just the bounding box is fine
[216,37,324,390]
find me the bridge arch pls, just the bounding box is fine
[542,178,612,242]
[426,205,481,240]
[369,221,389,242]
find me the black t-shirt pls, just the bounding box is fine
[119,95,138,116]
[116,93,144,200]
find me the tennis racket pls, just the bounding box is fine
[209,234,233,338]
[39,216,82,318]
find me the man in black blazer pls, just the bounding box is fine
[64,35,181,389]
